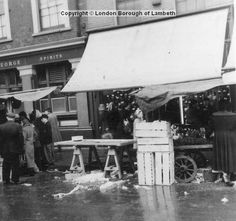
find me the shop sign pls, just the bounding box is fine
[0,46,84,70]
[39,53,63,62]
[0,59,22,69]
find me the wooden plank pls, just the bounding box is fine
[155,152,162,185]
[135,130,170,138]
[137,137,171,145]
[135,121,170,130]
[137,152,146,185]
[169,152,175,184]
[174,144,213,151]
[162,152,170,185]
[144,152,155,185]
[138,145,173,152]
[55,139,136,147]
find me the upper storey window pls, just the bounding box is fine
[31,0,70,34]
[0,0,11,41]
[39,0,64,30]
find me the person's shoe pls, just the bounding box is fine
[225,181,234,187]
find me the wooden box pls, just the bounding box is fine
[135,121,171,138]
[137,138,174,152]
[155,151,175,185]
[137,151,175,186]
[135,121,174,186]
[137,152,155,185]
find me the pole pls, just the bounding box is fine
[230,85,236,112]
[179,96,184,124]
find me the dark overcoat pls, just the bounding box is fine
[0,121,24,157]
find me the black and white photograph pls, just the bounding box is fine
[0,0,235,220]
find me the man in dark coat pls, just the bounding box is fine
[0,112,24,184]
[39,114,54,171]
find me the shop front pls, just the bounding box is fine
[61,7,235,182]
[0,38,93,139]
[62,7,233,134]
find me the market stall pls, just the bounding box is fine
[60,8,234,184]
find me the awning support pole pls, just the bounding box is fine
[179,96,184,124]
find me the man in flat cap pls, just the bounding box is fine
[0,112,24,184]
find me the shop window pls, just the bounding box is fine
[68,96,77,112]
[36,62,76,114]
[51,97,66,113]
[31,0,70,34]
[0,69,22,92]
[0,73,6,86]
[40,99,49,111]
[0,0,11,40]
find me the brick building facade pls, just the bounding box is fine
[0,0,91,139]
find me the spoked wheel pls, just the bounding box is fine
[175,155,197,183]
[186,151,207,168]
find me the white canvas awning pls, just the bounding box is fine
[62,9,228,93]
[222,16,236,84]
[0,86,57,101]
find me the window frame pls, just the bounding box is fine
[51,96,67,113]
[68,96,77,112]
[0,0,11,41]
[31,0,70,35]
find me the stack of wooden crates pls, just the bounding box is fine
[135,121,174,185]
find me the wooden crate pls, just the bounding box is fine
[135,121,171,138]
[137,138,174,152]
[155,151,175,185]
[135,121,174,186]
[137,152,155,185]
[137,151,175,186]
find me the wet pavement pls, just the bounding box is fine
[0,170,236,221]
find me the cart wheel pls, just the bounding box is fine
[187,151,207,168]
[175,155,197,183]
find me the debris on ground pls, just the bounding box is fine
[99,180,125,193]
[53,185,86,199]
[121,185,128,191]
[184,191,189,196]
[22,183,32,187]
[67,171,109,185]
[52,170,138,198]
[47,169,61,173]
[191,173,204,184]
[221,197,229,203]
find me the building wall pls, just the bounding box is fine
[176,0,233,14]
[79,0,176,33]
[0,0,80,51]
[117,0,176,25]
[0,0,93,139]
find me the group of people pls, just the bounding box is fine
[0,107,62,185]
